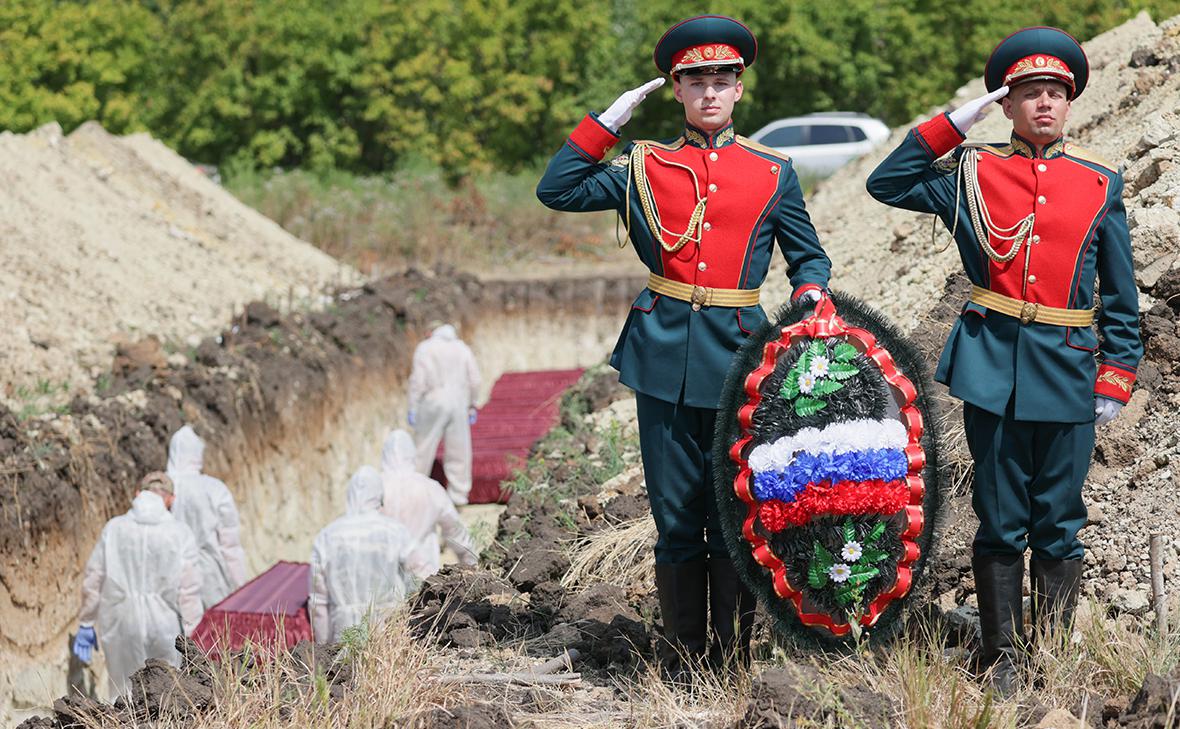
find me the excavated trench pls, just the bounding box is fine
[0,268,645,723]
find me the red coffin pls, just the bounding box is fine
[431,368,584,504]
[190,561,312,658]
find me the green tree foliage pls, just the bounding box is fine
[0,1,160,133]
[0,0,1177,179]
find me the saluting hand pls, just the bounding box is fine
[949,86,1009,136]
[600,78,667,133]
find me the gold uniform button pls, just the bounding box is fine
[770,164,779,174]
[1028,274,1037,284]
[1037,195,1047,204]
[1032,234,1041,243]
[1037,163,1047,172]
[691,303,702,311]
[698,261,707,271]
[708,183,718,192]
[708,152,718,161]
[703,221,712,231]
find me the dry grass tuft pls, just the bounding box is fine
[561,515,657,594]
[73,610,474,728]
[615,657,753,728]
[820,599,1180,729]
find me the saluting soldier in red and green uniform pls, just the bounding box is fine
[537,15,831,677]
[867,27,1142,694]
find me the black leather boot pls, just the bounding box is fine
[1030,557,1083,637]
[706,558,757,671]
[973,553,1025,697]
[654,561,708,683]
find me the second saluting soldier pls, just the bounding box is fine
[867,27,1143,695]
[537,15,831,679]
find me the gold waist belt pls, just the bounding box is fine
[969,285,1095,326]
[646,272,761,309]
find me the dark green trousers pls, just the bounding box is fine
[964,400,1095,560]
[635,392,727,564]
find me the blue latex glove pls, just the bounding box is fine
[468,408,478,426]
[73,625,97,664]
[407,410,416,427]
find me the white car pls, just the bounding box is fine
[748,113,891,178]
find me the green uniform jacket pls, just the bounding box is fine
[537,113,831,408]
[866,113,1142,422]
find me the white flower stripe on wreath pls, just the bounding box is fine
[746,418,908,473]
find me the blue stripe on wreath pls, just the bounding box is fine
[751,448,909,503]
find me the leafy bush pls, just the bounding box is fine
[2,0,1178,179]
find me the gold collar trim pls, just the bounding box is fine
[684,123,737,149]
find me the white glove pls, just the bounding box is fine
[948,86,1009,135]
[797,289,824,305]
[599,78,666,133]
[1094,398,1123,427]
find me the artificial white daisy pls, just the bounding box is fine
[797,372,817,394]
[809,355,831,377]
[841,541,863,562]
[828,563,852,583]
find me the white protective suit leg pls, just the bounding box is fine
[414,391,473,504]
[440,408,473,505]
[412,396,448,476]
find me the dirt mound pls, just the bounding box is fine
[1111,669,1180,728]
[737,664,893,728]
[0,121,351,409]
[412,705,516,729]
[408,373,656,673]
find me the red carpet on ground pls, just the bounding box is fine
[430,368,584,504]
[190,371,582,656]
[190,561,312,658]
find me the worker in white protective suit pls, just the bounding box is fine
[380,429,478,577]
[73,472,203,699]
[167,425,249,610]
[309,466,425,643]
[406,323,481,506]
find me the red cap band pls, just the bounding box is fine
[671,43,744,73]
[1003,54,1075,91]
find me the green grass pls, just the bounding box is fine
[11,378,72,420]
[226,161,618,276]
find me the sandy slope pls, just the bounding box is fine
[0,121,353,406]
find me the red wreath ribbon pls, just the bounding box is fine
[758,479,910,531]
[730,298,926,636]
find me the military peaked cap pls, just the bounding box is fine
[654,15,757,75]
[985,26,1089,99]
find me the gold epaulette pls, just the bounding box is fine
[963,141,1016,158]
[1064,143,1118,172]
[632,137,686,152]
[736,135,791,162]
